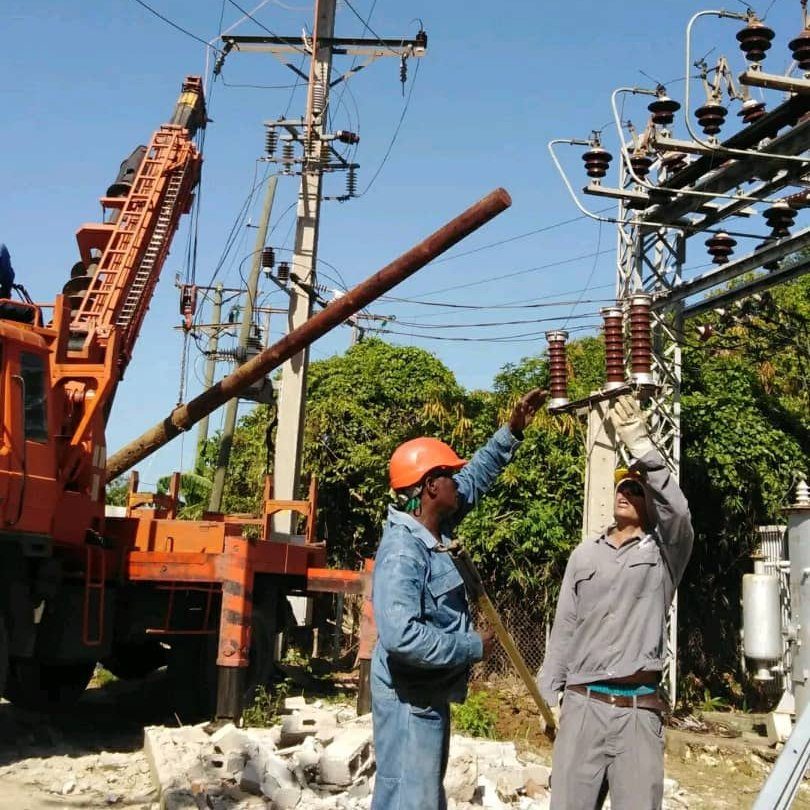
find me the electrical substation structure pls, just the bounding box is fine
[547,5,810,719]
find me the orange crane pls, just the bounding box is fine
[0,76,511,719]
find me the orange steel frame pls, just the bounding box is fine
[103,474,370,676]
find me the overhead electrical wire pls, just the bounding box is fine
[130,0,222,51]
[225,0,307,53]
[381,286,615,310]
[414,249,615,297]
[374,323,599,344]
[392,313,598,330]
[359,58,420,196]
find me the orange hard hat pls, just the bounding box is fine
[389,437,467,490]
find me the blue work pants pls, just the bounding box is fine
[370,682,450,810]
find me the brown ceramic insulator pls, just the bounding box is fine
[695,103,728,136]
[582,147,612,179]
[764,201,796,237]
[705,232,737,265]
[736,20,775,63]
[648,94,680,127]
[628,294,654,386]
[789,28,810,71]
[738,99,767,124]
[545,330,569,406]
[661,151,687,174]
[601,306,625,390]
[629,153,653,180]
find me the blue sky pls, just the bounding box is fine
[2,0,799,484]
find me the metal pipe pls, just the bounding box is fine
[106,187,512,481]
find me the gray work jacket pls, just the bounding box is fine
[538,449,694,706]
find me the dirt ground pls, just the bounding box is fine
[0,672,807,810]
[478,678,810,810]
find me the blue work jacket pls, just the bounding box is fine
[371,426,521,704]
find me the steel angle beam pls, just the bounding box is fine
[682,258,810,319]
[652,226,810,309]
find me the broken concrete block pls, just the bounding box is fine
[240,759,263,795]
[523,764,551,790]
[210,724,249,756]
[318,727,374,787]
[280,712,321,746]
[493,766,526,801]
[280,709,338,747]
[144,726,213,800]
[284,695,308,712]
[444,751,477,803]
[203,750,245,780]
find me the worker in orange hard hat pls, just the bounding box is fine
[370,387,548,810]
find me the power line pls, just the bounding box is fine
[360,57,421,196]
[415,249,615,297]
[342,0,401,55]
[389,296,615,320]
[375,323,598,344]
[432,206,614,265]
[393,313,598,330]
[381,287,614,310]
[562,219,603,329]
[225,0,307,53]
[130,0,221,52]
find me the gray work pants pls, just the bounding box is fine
[550,688,665,810]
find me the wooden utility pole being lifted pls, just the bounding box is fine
[220,3,427,527]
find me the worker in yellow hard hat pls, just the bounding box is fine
[539,394,694,810]
[370,387,548,810]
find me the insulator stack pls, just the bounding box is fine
[335,130,360,145]
[282,141,294,174]
[582,146,613,179]
[346,165,357,198]
[628,294,654,387]
[261,247,275,269]
[706,232,737,264]
[648,93,680,127]
[661,151,688,175]
[277,261,290,285]
[789,28,810,70]
[601,306,625,391]
[736,19,775,63]
[738,99,767,124]
[545,330,569,408]
[629,153,653,181]
[764,201,796,237]
[311,81,326,117]
[695,102,728,136]
[265,127,278,157]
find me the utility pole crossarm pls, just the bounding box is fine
[222,34,427,58]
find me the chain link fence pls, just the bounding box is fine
[472,592,549,681]
[322,589,549,686]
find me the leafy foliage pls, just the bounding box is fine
[451,689,497,738]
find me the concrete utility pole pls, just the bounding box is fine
[195,282,224,469]
[272,0,336,529]
[209,175,278,512]
[215,12,426,523]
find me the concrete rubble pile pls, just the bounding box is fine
[144,697,692,810]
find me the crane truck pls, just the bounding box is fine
[0,76,512,720]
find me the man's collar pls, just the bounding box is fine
[387,505,444,549]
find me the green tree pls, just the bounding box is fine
[302,338,468,566]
